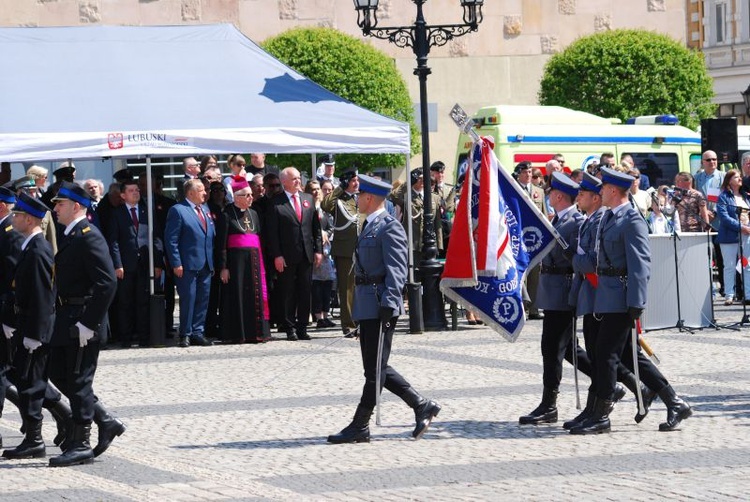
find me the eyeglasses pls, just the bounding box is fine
[532,175,541,179]
[704,158,718,162]
[235,193,252,198]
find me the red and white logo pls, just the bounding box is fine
[108,133,124,150]
[302,199,310,208]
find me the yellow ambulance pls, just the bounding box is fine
[455,105,703,188]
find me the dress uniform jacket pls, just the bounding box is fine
[536,207,583,311]
[0,215,23,327]
[569,207,605,316]
[594,205,650,314]
[15,233,55,343]
[352,212,408,321]
[321,187,359,259]
[52,219,117,345]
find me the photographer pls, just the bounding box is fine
[716,169,750,306]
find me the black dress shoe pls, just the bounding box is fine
[286,331,298,341]
[178,336,190,348]
[297,331,311,341]
[190,335,213,346]
[324,318,336,328]
[413,400,441,439]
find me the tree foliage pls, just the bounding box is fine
[538,29,714,130]
[262,27,419,174]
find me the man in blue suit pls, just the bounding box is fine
[106,179,163,348]
[571,167,692,435]
[165,179,215,348]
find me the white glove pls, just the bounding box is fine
[76,322,95,348]
[2,324,14,340]
[577,243,585,255]
[23,337,41,353]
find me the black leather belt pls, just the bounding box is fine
[57,296,90,306]
[355,276,385,285]
[541,265,574,275]
[597,268,627,277]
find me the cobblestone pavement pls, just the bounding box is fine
[1,302,749,501]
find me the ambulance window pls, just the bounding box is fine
[689,153,702,174]
[622,153,679,188]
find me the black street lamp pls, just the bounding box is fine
[353,0,483,331]
[742,84,750,118]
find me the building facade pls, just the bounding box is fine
[1,0,688,176]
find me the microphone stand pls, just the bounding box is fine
[663,200,693,333]
[724,205,750,327]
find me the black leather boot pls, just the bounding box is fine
[619,373,657,423]
[4,384,23,434]
[519,387,558,425]
[48,424,94,467]
[327,405,372,444]
[2,419,46,459]
[657,386,692,431]
[400,387,441,439]
[563,391,595,430]
[45,399,73,449]
[92,401,126,457]
[569,399,614,435]
[612,383,627,403]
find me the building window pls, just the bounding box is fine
[715,1,728,44]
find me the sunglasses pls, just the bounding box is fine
[532,175,541,179]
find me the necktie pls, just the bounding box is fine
[195,205,207,231]
[362,218,368,233]
[551,215,559,226]
[293,193,302,221]
[130,207,139,232]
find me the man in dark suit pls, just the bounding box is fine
[48,182,123,467]
[165,179,215,347]
[107,179,163,347]
[265,167,323,340]
[1,193,55,459]
[175,157,201,202]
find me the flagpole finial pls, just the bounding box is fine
[450,104,480,142]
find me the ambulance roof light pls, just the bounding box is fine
[625,114,679,125]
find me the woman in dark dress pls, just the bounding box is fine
[217,176,270,343]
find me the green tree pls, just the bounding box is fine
[262,27,419,174]
[538,29,715,130]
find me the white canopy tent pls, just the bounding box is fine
[0,23,412,306]
[0,23,410,161]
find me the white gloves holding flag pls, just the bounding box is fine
[23,337,41,353]
[2,324,14,340]
[76,322,95,347]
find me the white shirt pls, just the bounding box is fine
[21,230,42,251]
[365,208,387,226]
[64,215,88,236]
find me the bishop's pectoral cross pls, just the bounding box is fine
[243,215,252,231]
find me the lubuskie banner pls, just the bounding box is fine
[440,136,559,342]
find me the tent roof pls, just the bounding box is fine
[0,24,410,161]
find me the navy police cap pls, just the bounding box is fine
[578,172,602,194]
[358,174,391,198]
[599,167,634,189]
[0,187,16,204]
[549,171,579,198]
[14,192,49,219]
[51,181,92,208]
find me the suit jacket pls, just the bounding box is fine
[265,191,322,264]
[164,200,216,272]
[107,202,164,271]
[594,206,650,314]
[716,190,750,244]
[0,218,24,327]
[570,207,605,315]
[53,219,117,344]
[321,186,359,258]
[352,212,408,321]
[15,233,55,343]
[536,207,583,311]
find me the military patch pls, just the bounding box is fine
[82,226,91,234]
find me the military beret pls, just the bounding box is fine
[410,168,424,185]
[430,161,445,173]
[339,169,358,185]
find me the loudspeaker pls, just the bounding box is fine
[701,117,738,164]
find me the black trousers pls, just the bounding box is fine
[277,258,312,332]
[47,342,99,424]
[541,310,592,390]
[13,344,49,423]
[357,318,412,410]
[595,313,670,401]
[117,260,150,344]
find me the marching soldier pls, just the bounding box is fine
[390,168,443,268]
[1,193,55,459]
[47,182,124,466]
[327,175,440,444]
[570,168,692,435]
[321,169,360,337]
[519,173,594,425]
[565,172,655,431]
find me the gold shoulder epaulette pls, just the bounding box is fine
[5,225,12,232]
[81,226,91,234]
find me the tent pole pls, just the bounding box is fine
[146,156,155,296]
[404,155,423,334]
